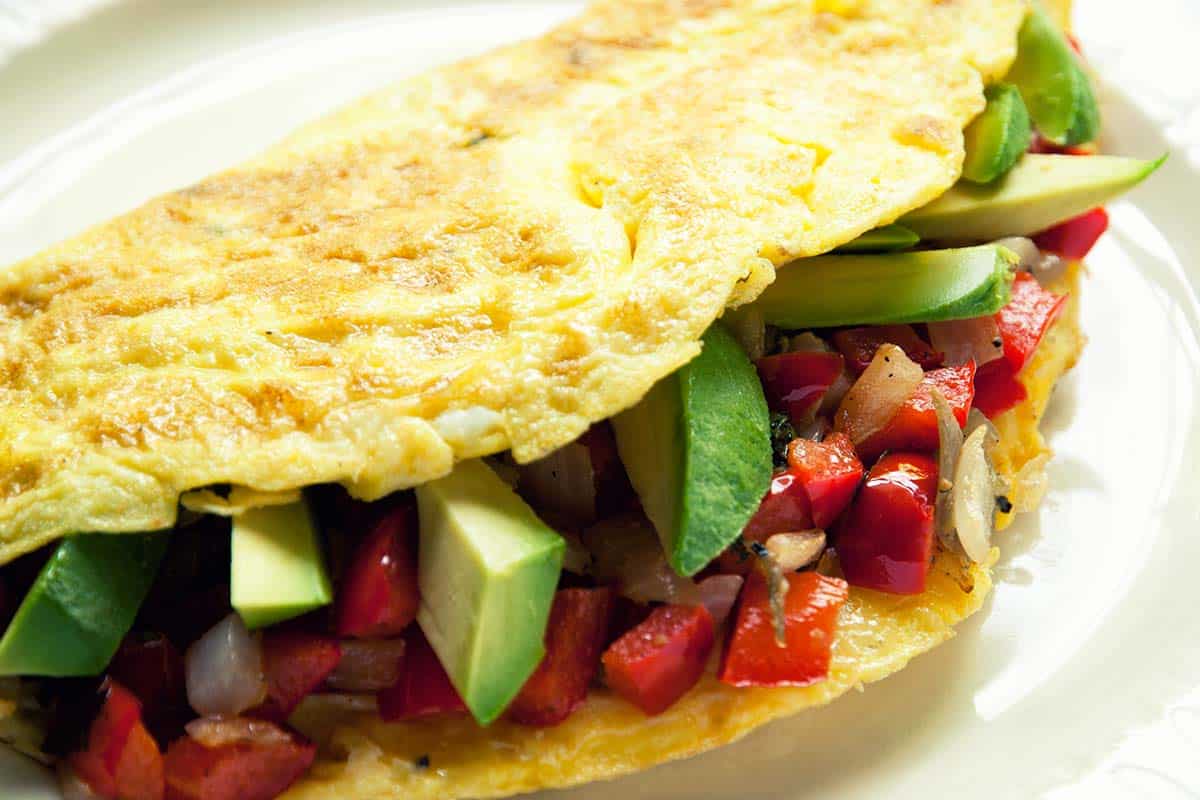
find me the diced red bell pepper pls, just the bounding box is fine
[717,471,814,573]
[69,680,165,800]
[162,725,315,800]
[250,632,343,723]
[855,363,975,463]
[1034,207,1108,261]
[785,432,864,529]
[836,452,938,595]
[718,571,848,687]
[579,422,637,515]
[602,604,715,715]
[756,352,845,424]
[377,628,467,721]
[507,587,615,726]
[832,325,944,376]
[996,271,1069,373]
[973,358,1029,418]
[335,504,419,639]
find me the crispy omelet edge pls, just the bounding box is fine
[278,263,1084,800]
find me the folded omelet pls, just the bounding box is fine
[0,0,1090,798]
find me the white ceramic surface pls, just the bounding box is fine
[0,1,1197,798]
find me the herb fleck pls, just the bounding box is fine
[769,412,797,468]
[995,495,1013,514]
[414,755,430,770]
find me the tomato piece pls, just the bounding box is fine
[1034,208,1109,260]
[855,363,975,463]
[718,571,848,687]
[163,725,315,800]
[756,352,845,424]
[335,504,419,639]
[249,632,343,723]
[836,452,938,594]
[973,358,1029,418]
[832,325,944,376]
[507,587,615,726]
[717,471,813,573]
[107,634,189,744]
[785,432,864,528]
[377,627,467,721]
[995,272,1069,373]
[69,680,165,800]
[602,604,715,715]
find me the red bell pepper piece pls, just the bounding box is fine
[832,325,944,376]
[996,272,1069,373]
[785,432,864,529]
[1034,207,1108,261]
[69,680,165,800]
[855,363,975,463]
[836,452,938,595]
[718,571,848,687]
[250,632,343,723]
[973,358,1029,418]
[756,352,845,424]
[507,587,615,726]
[377,628,467,721]
[602,604,715,715]
[717,471,814,573]
[162,725,315,800]
[335,504,419,639]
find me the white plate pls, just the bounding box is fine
[1,1,1198,798]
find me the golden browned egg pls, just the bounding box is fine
[0,0,1026,564]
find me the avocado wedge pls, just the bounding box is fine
[1006,3,1099,146]
[0,532,168,676]
[751,245,1016,329]
[902,153,1164,242]
[835,224,920,253]
[416,459,564,725]
[612,323,772,577]
[231,498,332,630]
[962,84,1032,184]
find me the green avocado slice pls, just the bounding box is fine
[962,83,1032,184]
[750,245,1016,329]
[835,224,920,253]
[902,153,1164,242]
[0,532,168,677]
[231,498,332,630]
[611,323,772,577]
[1006,3,1099,146]
[415,459,564,726]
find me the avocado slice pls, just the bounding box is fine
[962,84,1032,184]
[611,323,772,577]
[231,498,332,630]
[0,532,168,676]
[1006,4,1099,146]
[902,153,1164,242]
[415,459,564,725]
[835,224,920,253]
[751,245,1016,329]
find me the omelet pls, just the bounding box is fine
[0,0,1026,565]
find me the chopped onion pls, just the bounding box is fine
[994,236,1041,269]
[326,639,406,693]
[725,307,766,360]
[834,344,923,445]
[765,531,826,571]
[677,575,744,626]
[186,716,293,748]
[583,515,693,604]
[781,332,831,353]
[927,316,1003,367]
[751,543,789,646]
[952,425,1001,563]
[560,531,593,575]
[1011,452,1051,513]
[931,388,964,550]
[795,415,831,442]
[817,367,853,417]
[518,441,596,525]
[58,766,102,800]
[185,613,267,718]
